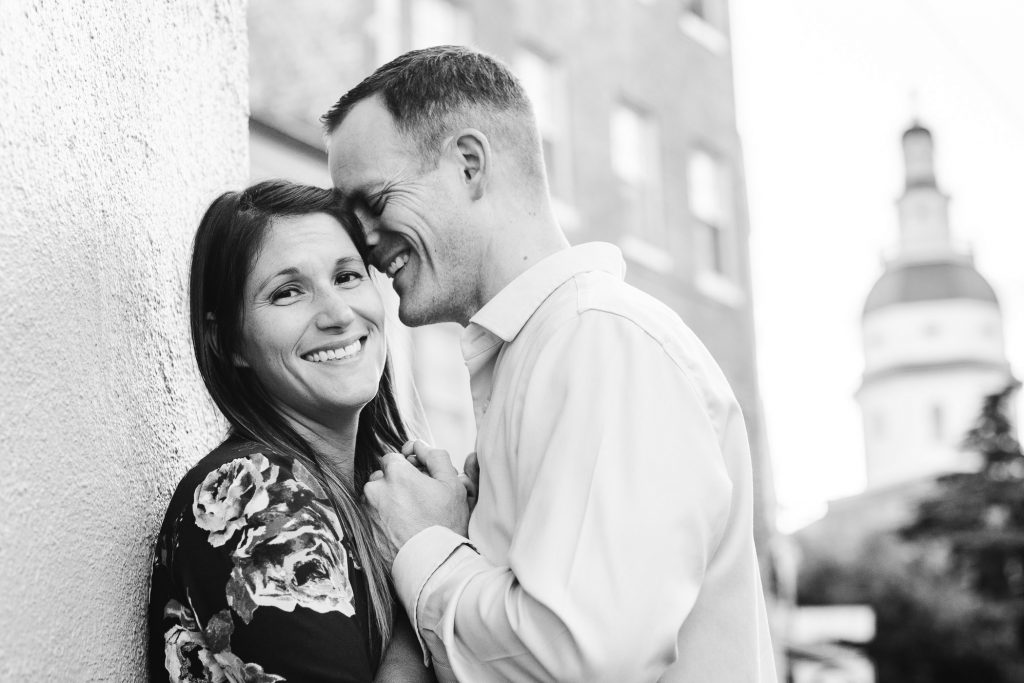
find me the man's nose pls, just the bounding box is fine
[316,291,357,329]
[360,215,381,247]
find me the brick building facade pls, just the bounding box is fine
[246,0,777,586]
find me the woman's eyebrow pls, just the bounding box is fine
[255,266,299,293]
[336,256,365,268]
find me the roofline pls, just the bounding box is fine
[862,296,1000,319]
[249,115,327,162]
[857,360,1013,392]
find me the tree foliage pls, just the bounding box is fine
[903,381,1024,600]
[798,381,1024,682]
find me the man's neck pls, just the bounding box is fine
[474,201,570,316]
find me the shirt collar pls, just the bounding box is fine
[461,242,626,357]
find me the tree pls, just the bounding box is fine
[898,380,1024,681]
[796,381,1024,682]
[903,381,1024,600]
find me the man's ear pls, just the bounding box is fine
[453,129,489,201]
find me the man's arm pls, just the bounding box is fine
[389,313,737,682]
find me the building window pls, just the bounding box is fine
[679,0,727,53]
[688,149,732,277]
[931,404,945,440]
[369,0,402,65]
[409,0,473,50]
[685,0,727,28]
[515,48,572,202]
[610,102,664,246]
[873,413,887,440]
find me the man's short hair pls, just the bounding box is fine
[322,45,538,167]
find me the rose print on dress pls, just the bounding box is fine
[188,454,356,624]
[153,447,373,681]
[226,478,355,623]
[163,600,285,683]
[193,453,280,547]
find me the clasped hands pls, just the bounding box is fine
[364,440,479,564]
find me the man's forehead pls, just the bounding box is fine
[327,97,410,188]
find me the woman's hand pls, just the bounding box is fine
[458,451,479,513]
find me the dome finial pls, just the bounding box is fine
[902,114,935,187]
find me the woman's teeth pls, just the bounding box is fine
[386,253,410,278]
[305,339,362,363]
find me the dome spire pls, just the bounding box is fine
[902,120,937,189]
[896,119,953,259]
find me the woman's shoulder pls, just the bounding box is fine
[157,436,356,616]
[187,436,289,480]
[173,437,309,499]
[159,438,333,544]
[151,441,372,682]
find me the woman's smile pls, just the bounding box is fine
[239,212,388,419]
[301,336,367,363]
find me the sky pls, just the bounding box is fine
[729,0,1024,531]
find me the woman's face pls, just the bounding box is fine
[237,212,387,426]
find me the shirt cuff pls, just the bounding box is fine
[392,526,474,665]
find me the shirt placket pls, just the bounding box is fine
[466,340,503,425]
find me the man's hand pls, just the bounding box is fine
[399,444,480,511]
[364,441,470,561]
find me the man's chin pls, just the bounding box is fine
[396,300,432,327]
[398,296,458,327]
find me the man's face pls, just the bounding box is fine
[327,96,478,327]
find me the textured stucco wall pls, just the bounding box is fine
[0,1,248,679]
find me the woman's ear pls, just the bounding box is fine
[204,312,248,367]
[453,129,489,201]
[203,312,223,358]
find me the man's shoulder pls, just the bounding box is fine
[525,271,737,407]
[536,269,701,357]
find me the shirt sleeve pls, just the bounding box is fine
[153,452,376,683]
[392,311,736,682]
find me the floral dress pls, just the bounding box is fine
[148,438,381,683]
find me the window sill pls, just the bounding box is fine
[679,13,728,54]
[695,269,744,307]
[620,234,674,273]
[552,197,581,235]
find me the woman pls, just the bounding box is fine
[148,180,433,682]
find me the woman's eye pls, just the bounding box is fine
[270,287,302,303]
[335,271,364,286]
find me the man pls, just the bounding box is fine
[323,45,775,682]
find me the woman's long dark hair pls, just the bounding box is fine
[189,180,407,659]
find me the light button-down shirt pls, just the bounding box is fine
[393,242,776,682]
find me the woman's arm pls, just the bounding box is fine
[375,610,437,683]
[153,451,383,682]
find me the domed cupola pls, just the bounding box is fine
[863,120,1000,318]
[856,121,1013,490]
[863,260,999,316]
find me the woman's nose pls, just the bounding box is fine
[316,291,357,329]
